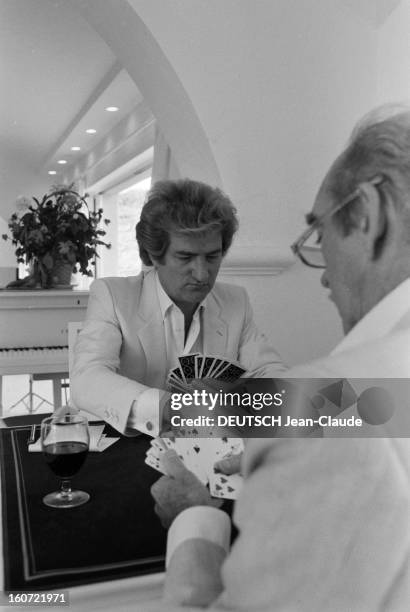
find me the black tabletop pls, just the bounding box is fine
[0,425,166,591]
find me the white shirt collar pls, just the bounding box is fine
[154,269,207,320]
[331,278,410,355]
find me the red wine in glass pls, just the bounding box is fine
[41,414,90,508]
[43,441,89,477]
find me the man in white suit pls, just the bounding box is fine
[151,107,410,610]
[71,178,285,435]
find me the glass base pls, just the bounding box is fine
[43,490,90,508]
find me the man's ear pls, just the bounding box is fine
[356,181,395,260]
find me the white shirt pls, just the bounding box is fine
[155,270,207,365]
[331,278,410,356]
[167,279,410,567]
[127,270,207,436]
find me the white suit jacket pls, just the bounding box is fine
[71,270,285,432]
[161,281,410,611]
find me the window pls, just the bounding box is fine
[117,175,151,276]
[92,171,151,280]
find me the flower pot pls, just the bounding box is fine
[50,259,73,287]
[31,257,73,288]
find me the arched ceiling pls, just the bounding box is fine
[0,0,222,188]
[0,0,143,177]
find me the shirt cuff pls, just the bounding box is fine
[126,388,162,436]
[166,506,231,568]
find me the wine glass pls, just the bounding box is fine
[41,413,90,508]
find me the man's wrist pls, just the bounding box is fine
[127,388,163,436]
[166,506,231,567]
[210,497,224,510]
[159,392,172,433]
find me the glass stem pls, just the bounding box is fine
[60,479,72,500]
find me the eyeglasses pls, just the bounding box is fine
[290,176,384,268]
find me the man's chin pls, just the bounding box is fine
[341,314,358,335]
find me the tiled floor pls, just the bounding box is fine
[2,375,70,418]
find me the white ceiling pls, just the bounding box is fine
[0,0,143,176]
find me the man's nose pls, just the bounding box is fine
[191,258,209,282]
[321,269,329,288]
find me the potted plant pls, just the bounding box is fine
[2,184,111,288]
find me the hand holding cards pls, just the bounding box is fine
[145,436,244,500]
[150,448,225,529]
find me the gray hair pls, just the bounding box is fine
[328,103,410,234]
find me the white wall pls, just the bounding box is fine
[120,0,388,365]
[128,0,377,245]
[0,151,50,220]
[377,0,410,103]
[0,150,51,273]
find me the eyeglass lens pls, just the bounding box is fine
[298,228,325,267]
[298,246,325,267]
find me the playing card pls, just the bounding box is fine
[184,441,208,484]
[178,353,199,382]
[200,356,218,378]
[170,353,245,383]
[212,436,244,458]
[208,358,230,378]
[145,448,167,474]
[167,375,192,393]
[215,362,246,382]
[194,355,204,378]
[160,436,208,483]
[151,438,167,454]
[170,365,185,381]
[207,357,225,378]
[197,437,244,475]
[161,436,192,462]
[209,471,243,500]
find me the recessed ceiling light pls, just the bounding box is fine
[86,128,97,134]
[105,106,119,112]
[71,146,81,151]
[57,159,67,165]
[48,170,57,175]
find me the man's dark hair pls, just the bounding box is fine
[136,178,238,266]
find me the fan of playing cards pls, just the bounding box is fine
[167,353,246,392]
[146,435,244,500]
